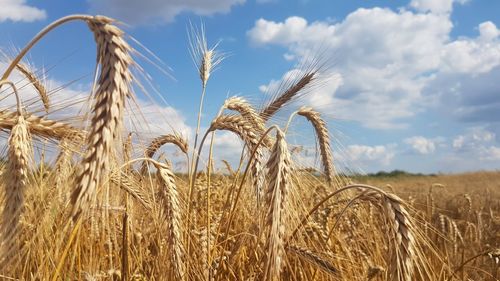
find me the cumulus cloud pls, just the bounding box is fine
[345,144,395,167]
[452,127,495,149]
[409,0,468,14]
[247,5,500,130]
[446,126,500,162]
[0,0,46,22]
[87,0,245,25]
[404,136,437,154]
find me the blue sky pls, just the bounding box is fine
[1,0,500,174]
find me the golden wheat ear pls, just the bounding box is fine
[0,109,84,141]
[70,16,134,219]
[0,15,134,220]
[261,128,291,281]
[208,114,265,204]
[15,62,49,112]
[297,106,336,187]
[260,70,316,122]
[221,96,272,148]
[140,133,188,173]
[154,160,186,280]
[0,81,32,271]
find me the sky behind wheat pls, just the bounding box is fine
[0,0,500,174]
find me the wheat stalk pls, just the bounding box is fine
[71,16,133,219]
[261,128,291,281]
[297,106,335,187]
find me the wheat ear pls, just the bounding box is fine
[382,193,415,281]
[260,71,315,121]
[297,106,335,187]
[285,244,339,277]
[208,114,265,203]
[262,128,291,281]
[110,172,152,210]
[154,160,186,280]
[54,138,73,200]
[141,134,188,173]
[15,62,49,112]
[360,189,416,281]
[71,16,133,218]
[0,109,84,141]
[222,96,272,148]
[0,81,31,270]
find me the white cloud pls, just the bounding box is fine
[248,7,500,129]
[0,0,46,22]
[441,22,500,74]
[481,146,500,161]
[404,136,437,154]
[128,102,191,138]
[87,0,245,24]
[345,144,395,166]
[409,0,468,14]
[447,126,500,162]
[452,127,495,149]
[478,21,500,42]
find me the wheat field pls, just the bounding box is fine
[0,14,498,280]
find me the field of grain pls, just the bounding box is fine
[0,14,498,280]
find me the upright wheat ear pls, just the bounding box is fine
[71,16,133,219]
[262,128,291,281]
[0,81,31,270]
[297,107,335,187]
